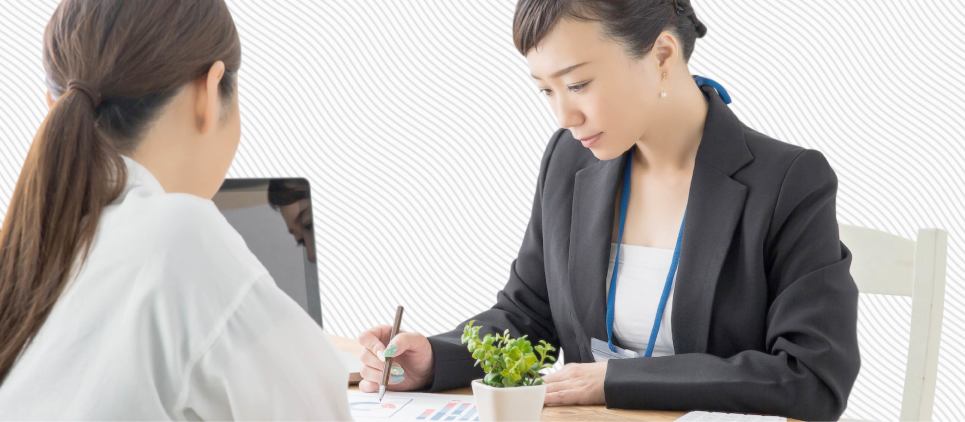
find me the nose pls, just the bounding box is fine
[552,95,584,130]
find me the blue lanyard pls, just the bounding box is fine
[603,75,724,356]
[693,75,731,104]
[604,149,687,357]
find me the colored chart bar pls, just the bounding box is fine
[414,400,478,421]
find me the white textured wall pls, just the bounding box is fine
[1,1,963,419]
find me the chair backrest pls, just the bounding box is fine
[839,225,948,421]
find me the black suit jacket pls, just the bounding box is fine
[426,86,860,420]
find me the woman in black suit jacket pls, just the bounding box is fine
[357,1,859,419]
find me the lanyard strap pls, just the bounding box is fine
[693,75,731,104]
[605,152,634,353]
[604,149,687,357]
[602,75,724,356]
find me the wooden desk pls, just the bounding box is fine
[346,384,682,421]
[331,335,684,421]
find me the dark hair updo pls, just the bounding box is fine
[513,0,707,61]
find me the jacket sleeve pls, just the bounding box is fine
[603,150,860,421]
[424,130,565,392]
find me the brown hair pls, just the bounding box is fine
[513,0,707,60]
[0,0,241,382]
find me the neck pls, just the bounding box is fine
[128,109,204,196]
[130,145,195,194]
[633,80,708,173]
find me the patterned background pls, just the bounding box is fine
[1,1,963,419]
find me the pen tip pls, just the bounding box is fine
[378,386,386,402]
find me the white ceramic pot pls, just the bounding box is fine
[471,379,546,422]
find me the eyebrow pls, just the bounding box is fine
[531,61,590,80]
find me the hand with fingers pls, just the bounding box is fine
[357,325,434,393]
[542,362,608,406]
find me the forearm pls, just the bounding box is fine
[604,349,846,420]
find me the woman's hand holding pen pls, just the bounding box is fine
[542,362,608,406]
[357,325,434,393]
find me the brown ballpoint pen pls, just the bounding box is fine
[378,305,404,402]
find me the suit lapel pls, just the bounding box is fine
[672,86,753,353]
[567,157,623,355]
[671,161,748,353]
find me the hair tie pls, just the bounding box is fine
[66,80,102,108]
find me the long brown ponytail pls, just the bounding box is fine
[0,0,241,383]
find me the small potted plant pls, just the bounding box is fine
[461,320,556,422]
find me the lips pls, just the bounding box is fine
[577,132,603,148]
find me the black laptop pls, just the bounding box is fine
[212,178,323,328]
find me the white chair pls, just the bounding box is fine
[839,225,948,421]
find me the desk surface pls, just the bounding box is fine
[346,385,681,421]
[331,335,684,421]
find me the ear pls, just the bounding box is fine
[194,60,226,134]
[651,31,680,69]
[46,90,55,110]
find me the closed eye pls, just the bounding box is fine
[568,81,590,93]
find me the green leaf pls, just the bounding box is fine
[462,323,558,388]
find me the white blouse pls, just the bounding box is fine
[605,242,677,357]
[0,157,350,420]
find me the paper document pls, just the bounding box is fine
[676,411,786,421]
[348,391,479,421]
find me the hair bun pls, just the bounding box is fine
[692,16,707,38]
[672,0,707,38]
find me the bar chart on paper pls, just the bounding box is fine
[348,391,480,421]
[414,400,478,421]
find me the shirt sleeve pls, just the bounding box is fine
[174,274,350,421]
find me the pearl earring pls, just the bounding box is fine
[659,71,668,98]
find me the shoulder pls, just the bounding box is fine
[744,126,835,175]
[81,191,272,380]
[157,193,265,279]
[102,190,268,292]
[732,126,839,237]
[737,126,837,191]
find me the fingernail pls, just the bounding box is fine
[389,373,405,384]
[383,343,398,358]
[390,364,405,376]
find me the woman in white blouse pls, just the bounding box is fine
[0,1,350,419]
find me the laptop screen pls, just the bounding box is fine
[212,178,323,328]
